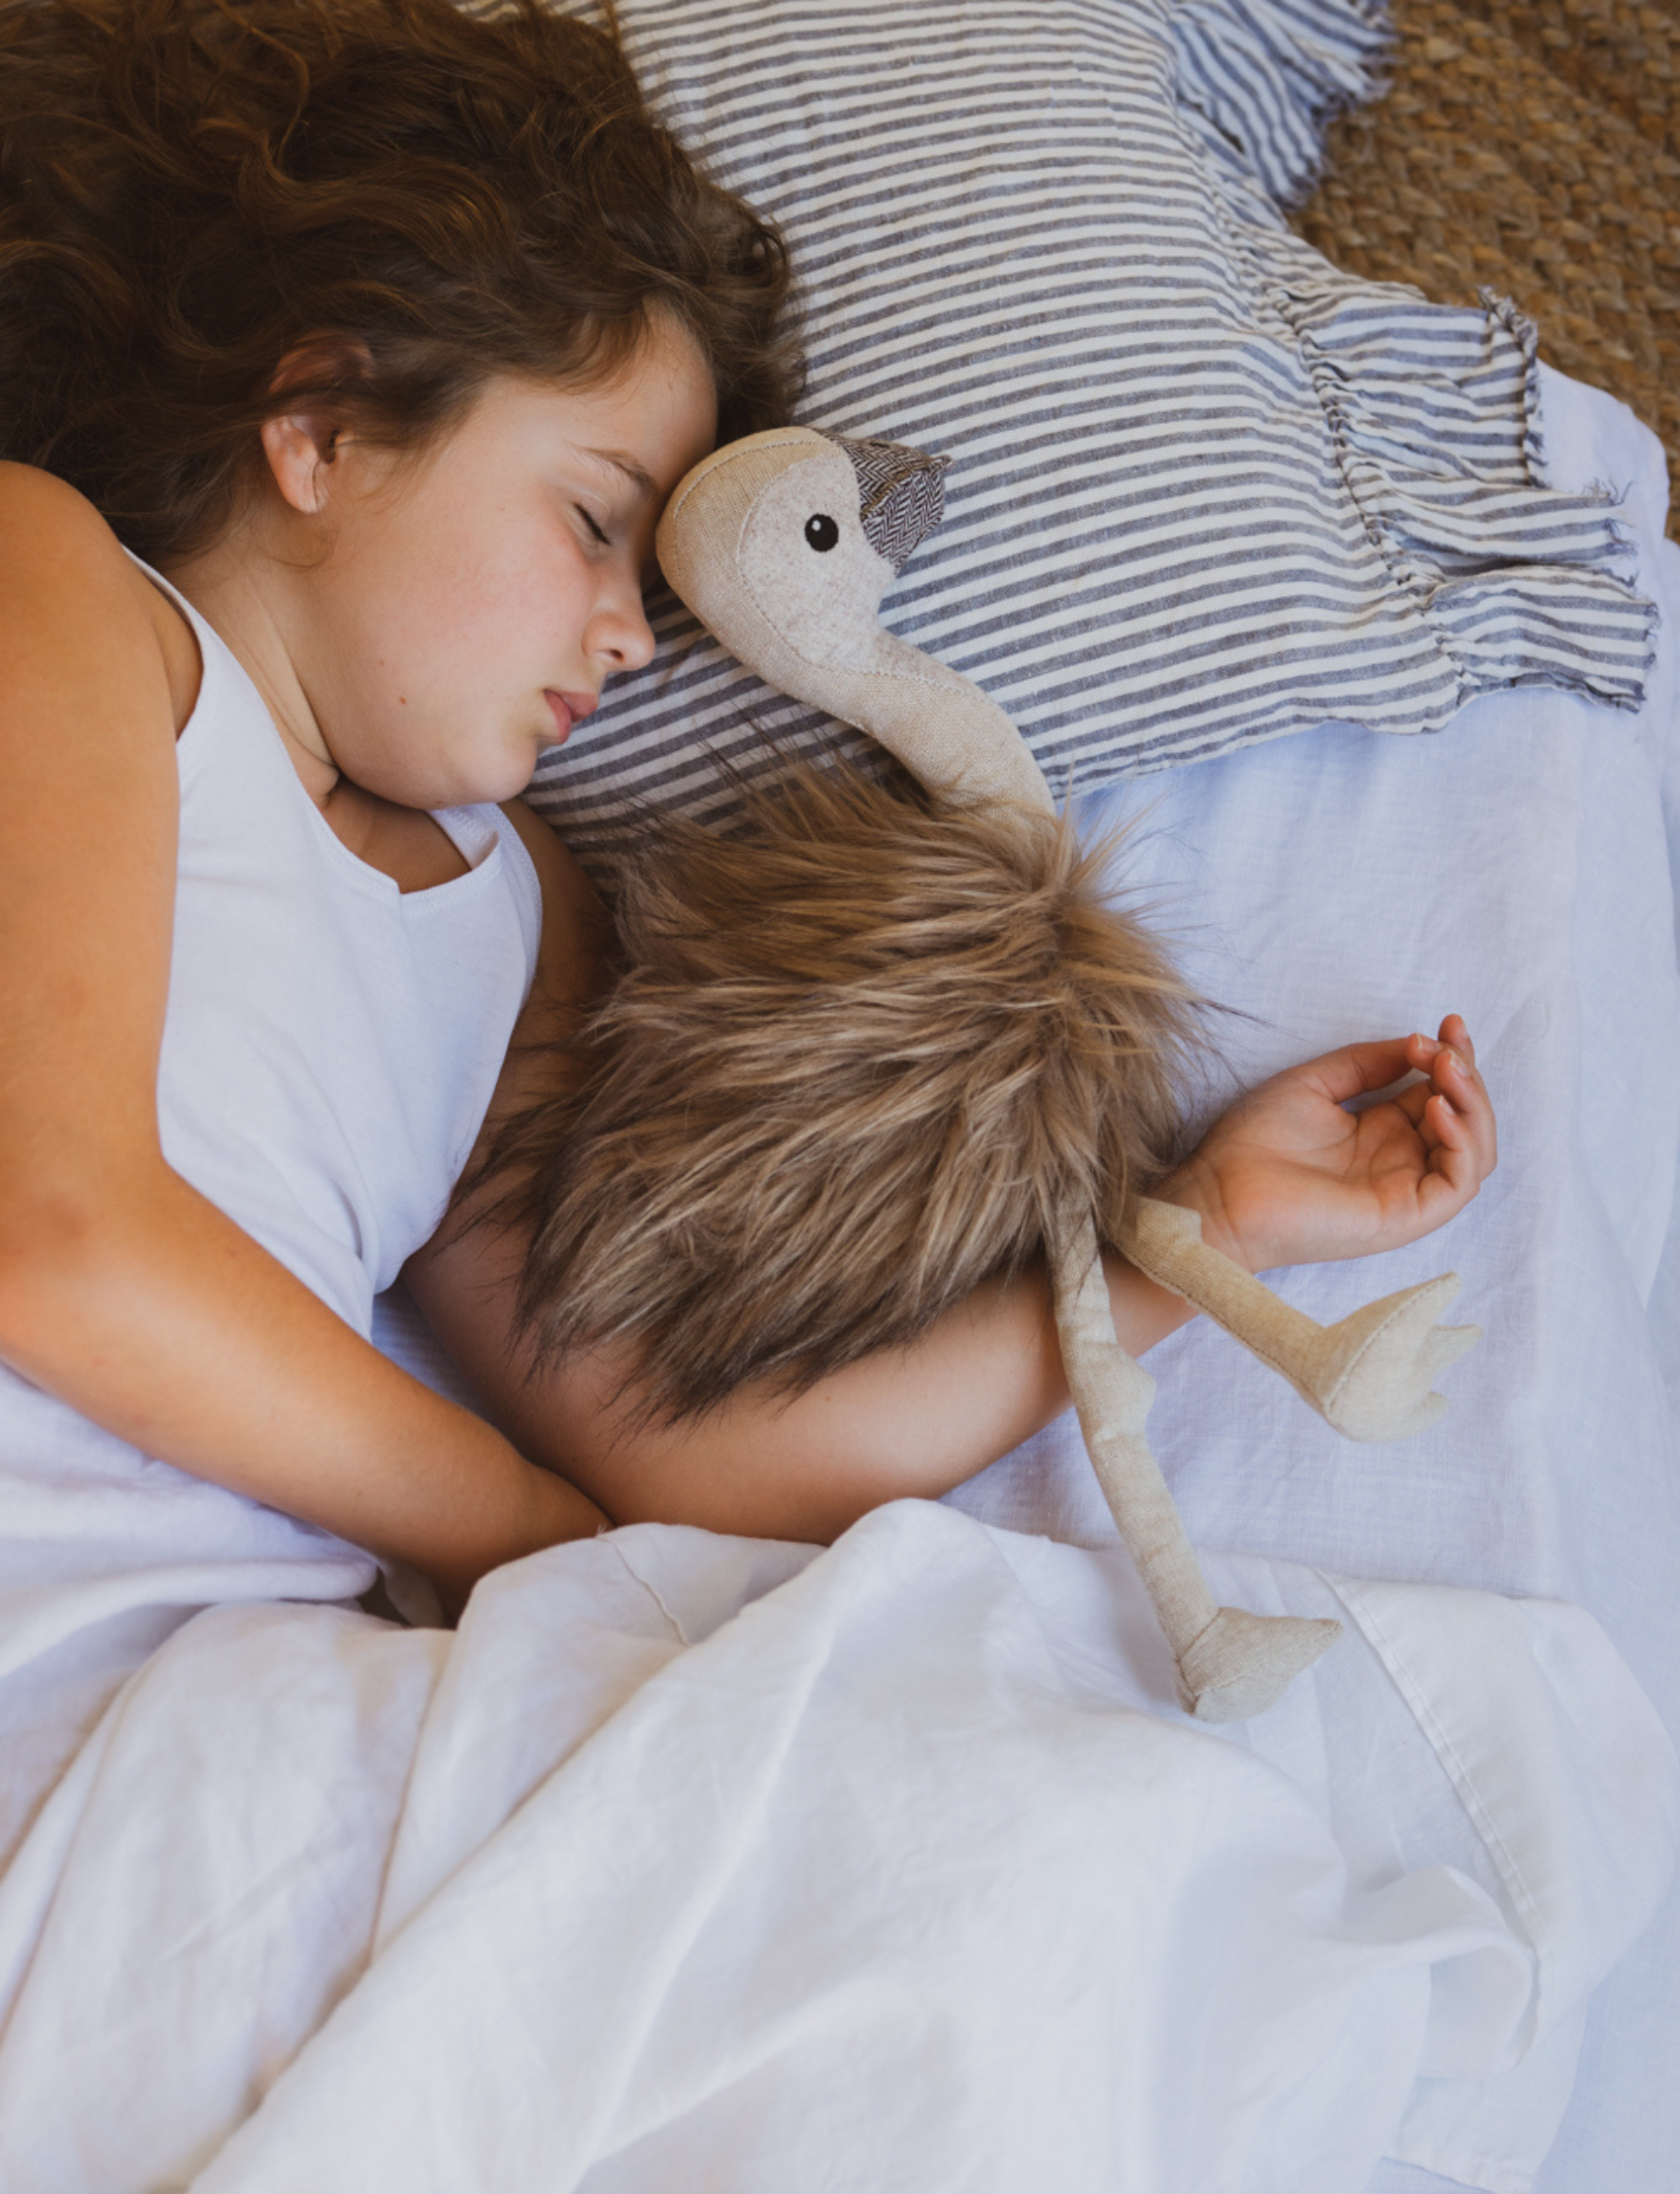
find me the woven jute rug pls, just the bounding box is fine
[1296,0,1679,532]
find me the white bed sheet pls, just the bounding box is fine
[939,363,1680,2192]
[361,366,1680,2191]
[1,1509,1668,2194]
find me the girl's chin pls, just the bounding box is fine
[362,722,543,810]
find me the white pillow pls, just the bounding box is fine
[532,0,1654,872]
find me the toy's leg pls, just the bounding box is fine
[1051,1217,1338,1723]
[1120,1198,1480,1443]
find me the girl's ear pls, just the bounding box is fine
[259,336,375,516]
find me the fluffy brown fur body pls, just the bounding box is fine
[499,763,1202,1420]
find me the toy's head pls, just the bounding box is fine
[502,757,1199,1417]
[654,427,1053,817]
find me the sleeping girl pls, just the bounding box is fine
[0,0,1496,1846]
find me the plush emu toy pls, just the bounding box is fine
[512,429,1478,1722]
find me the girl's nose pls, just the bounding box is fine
[587,590,657,678]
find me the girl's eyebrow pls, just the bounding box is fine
[583,448,657,500]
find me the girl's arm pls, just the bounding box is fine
[409,1228,1193,1547]
[409,807,1498,1545]
[0,466,605,1609]
[408,812,1201,1543]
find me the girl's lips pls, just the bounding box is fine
[543,690,598,745]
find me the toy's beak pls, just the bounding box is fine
[837,436,951,572]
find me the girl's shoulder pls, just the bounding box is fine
[496,799,607,1019]
[0,463,199,737]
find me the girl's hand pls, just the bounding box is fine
[1155,1015,1497,1274]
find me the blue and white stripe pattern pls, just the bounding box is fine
[532,0,1654,874]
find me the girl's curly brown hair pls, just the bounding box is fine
[0,0,800,560]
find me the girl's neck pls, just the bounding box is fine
[162,527,343,811]
[160,539,468,891]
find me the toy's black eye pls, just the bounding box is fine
[803,513,840,552]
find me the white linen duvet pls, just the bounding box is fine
[0,1508,1669,2194]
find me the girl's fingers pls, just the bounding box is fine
[1436,1091,1467,1154]
[1392,1081,1432,1130]
[1437,1044,1486,1126]
[1430,1046,1496,1181]
[1332,1024,1480,1113]
[1310,1036,1421,1105]
[1418,1093,1477,1211]
[1405,1031,1442,1072]
[1437,1012,1476,1068]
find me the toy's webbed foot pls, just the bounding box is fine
[1122,1197,1480,1445]
[1179,1608,1342,1723]
[1311,1276,1480,1441]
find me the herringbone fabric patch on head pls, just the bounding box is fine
[839,438,952,573]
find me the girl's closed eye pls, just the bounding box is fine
[578,505,612,547]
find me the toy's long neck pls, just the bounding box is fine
[829,631,1055,816]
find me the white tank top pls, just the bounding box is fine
[0,563,543,1686]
